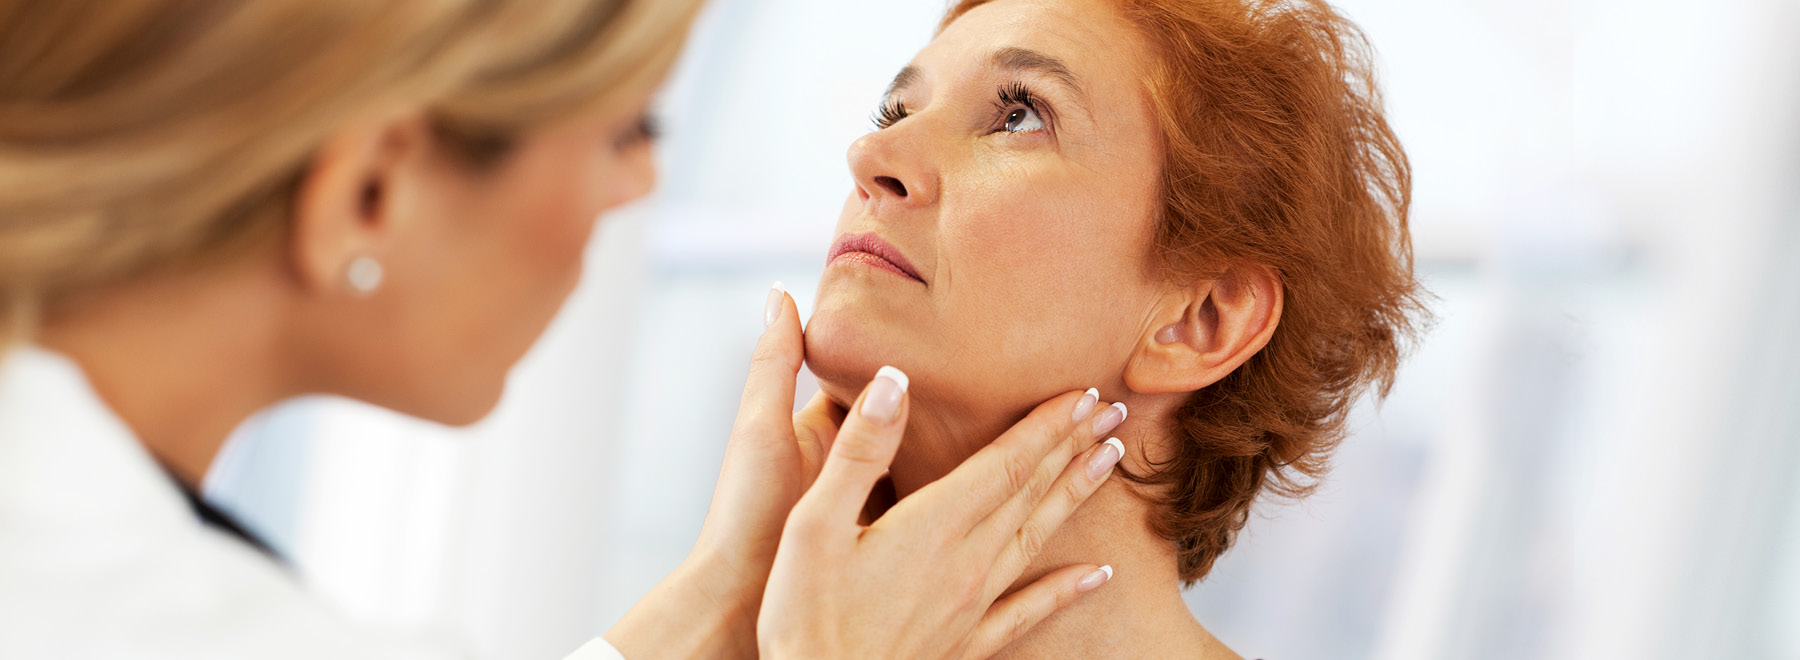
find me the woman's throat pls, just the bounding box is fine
[888,398,1025,497]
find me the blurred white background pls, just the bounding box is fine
[207,0,1800,658]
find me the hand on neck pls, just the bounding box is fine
[864,386,1236,659]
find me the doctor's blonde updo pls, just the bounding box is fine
[0,0,703,344]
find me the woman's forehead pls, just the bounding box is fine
[920,0,1149,91]
[908,0,1162,159]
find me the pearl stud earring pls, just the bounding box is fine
[346,256,384,296]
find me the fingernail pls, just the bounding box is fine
[861,365,909,425]
[1077,565,1113,593]
[1070,388,1099,423]
[763,282,786,328]
[1086,438,1123,480]
[1092,402,1127,437]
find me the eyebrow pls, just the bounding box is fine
[991,46,1087,101]
[882,47,1091,114]
[885,65,921,98]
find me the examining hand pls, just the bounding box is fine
[607,284,1125,660]
[757,351,1126,657]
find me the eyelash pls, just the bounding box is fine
[872,98,909,130]
[868,81,1050,132]
[992,81,1043,129]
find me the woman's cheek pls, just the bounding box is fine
[955,199,1093,293]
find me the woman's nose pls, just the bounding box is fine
[846,124,937,208]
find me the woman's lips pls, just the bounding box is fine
[827,232,925,284]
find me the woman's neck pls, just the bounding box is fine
[889,394,1242,660]
[37,262,296,489]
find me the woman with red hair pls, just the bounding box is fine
[796,0,1424,656]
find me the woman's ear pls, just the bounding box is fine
[1123,264,1283,394]
[288,115,426,296]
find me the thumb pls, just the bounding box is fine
[796,365,910,524]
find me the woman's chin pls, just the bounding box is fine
[802,304,910,407]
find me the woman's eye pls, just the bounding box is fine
[1003,106,1044,133]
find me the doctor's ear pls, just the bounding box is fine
[1123,264,1283,394]
[289,115,428,297]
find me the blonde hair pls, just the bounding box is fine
[0,0,703,345]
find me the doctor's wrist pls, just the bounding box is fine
[606,551,761,660]
[681,545,767,631]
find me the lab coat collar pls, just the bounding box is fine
[0,344,195,538]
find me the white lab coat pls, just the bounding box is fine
[0,346,625,660]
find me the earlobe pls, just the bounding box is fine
[288,117,420,296]
[344,254,385,297]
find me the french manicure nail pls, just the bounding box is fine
[1071,388,1099,423]
[861,365,909,425]
[763,282,786,328]
[1086,438,1123,479]
[1077,565,1114,593]
[1092,402,1127,437]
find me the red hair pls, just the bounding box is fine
[944,0,1425,582]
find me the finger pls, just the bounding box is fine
[902,389,1122,536]
[964,399,1121,565]
[728,283,803,449]
[977,438,1122,601]
[961,563,1113,660]
[792,391,845,490]
[795,365,911,524]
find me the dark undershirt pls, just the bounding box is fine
[161,469,285,565]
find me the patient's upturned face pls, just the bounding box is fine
[807,0,1164,425]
